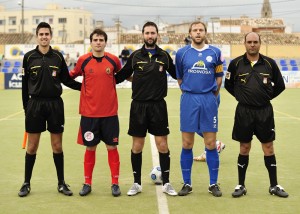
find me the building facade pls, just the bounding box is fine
[0,4,94,44]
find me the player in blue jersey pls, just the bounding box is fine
[194,93,226,162]
[175,21,224,197]
[183,38,226,162]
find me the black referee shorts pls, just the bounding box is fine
[25,97,64,133]
[128,99,170,137]
[232,103,275,143]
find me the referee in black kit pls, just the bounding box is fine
[115,21,177,196]
[19,22,81,197]
[225,32,288,198]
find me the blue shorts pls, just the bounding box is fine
[180,92,218,134]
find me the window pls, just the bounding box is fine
[33,16,42,25]
[9,29,17,32]
[58,30,66,37]
[32,16,53,25]
[79,18,82,24]
[9,17,17,25]
[0,20,5,25]
[58,18,67,23]
[44,16,54,24]
[79,30,83,37]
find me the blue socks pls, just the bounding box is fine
[180,148,193,185]
[181,147,220,186]
[206,148,219,185]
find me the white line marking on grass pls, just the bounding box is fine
[0,91,74,122]
[274,109,300,121]
[0,110,23,121]
[149,134,170,214]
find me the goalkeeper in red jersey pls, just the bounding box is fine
[70,28,122,197]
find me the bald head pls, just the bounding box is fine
[244,32,261,44]
[244,32,261,59]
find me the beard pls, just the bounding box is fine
[191,36,205,45]
[144,38,157,48]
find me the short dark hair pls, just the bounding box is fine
[142,21,158,34]
[244,32,261,44]
[90,28,107,42]
[189,21,207,33]
[36,22,52,36]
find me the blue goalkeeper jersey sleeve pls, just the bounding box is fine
[175,44,224,93]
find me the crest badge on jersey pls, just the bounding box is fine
[52,70,57,77]
[206,56,213,63]
[84,131,94,142]
[263,77,268,84]
[106,67,111,74]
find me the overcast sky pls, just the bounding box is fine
[1,0,300,32]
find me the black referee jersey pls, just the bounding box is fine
[115,45,176,101]
[22,46,81,110]
[225,53,285,107]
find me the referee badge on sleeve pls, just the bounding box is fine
[159,65,163,72]
[225,72,231,79]
[22,68,25,76]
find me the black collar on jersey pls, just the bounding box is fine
[92,54,104,62]
[35,45,54,56]
[242,53,266,65]
[141,44,163,56]
[81,53,117,73]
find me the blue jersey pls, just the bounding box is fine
[175,44,224,93]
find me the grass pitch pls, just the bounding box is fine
[0,88,299,214]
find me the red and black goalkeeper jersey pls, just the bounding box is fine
[70,52,121,117]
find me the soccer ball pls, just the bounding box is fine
[150,166,162,184]
[216,140,225,154]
